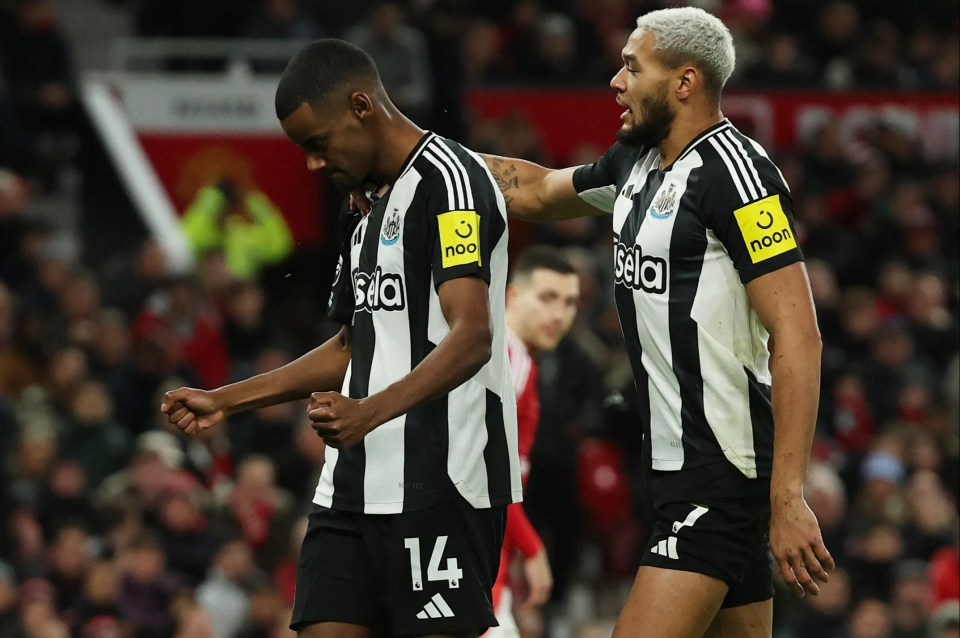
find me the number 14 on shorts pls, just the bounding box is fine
[403,536,464,591]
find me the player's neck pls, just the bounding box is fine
[658,107,724,171]
[372,109,427,187]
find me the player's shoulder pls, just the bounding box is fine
[693,122,790,199]
[415,134,484,183]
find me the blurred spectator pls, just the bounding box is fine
[130,277,229,390]
[155,489,217,587]
[244,0,323,73]
[420,0,469,138]
[180,180,294,283]
[344,1,433,123]
[99,239,171,319]
[928,602,960,638]
[117,533,180,638]
[794,567,852,638]
[522,12,594,86]
[847,597,895,638]
[889,559,932,638]
[212,456,295,570]
[0,561,17,638]
[808,1,862,88]
[0,280,44,400]
[235,574,284,638]
[222,282,270,382]
[0,0,80,189]
[244,0,322,40]
[131,0,258,40]
[741,31,817,88]
[75,561,120,628]
[38,461,100,537]
[45,523,94,626]
[196,539,256,638]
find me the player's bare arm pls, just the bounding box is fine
[308,276,493,448]
[160,326,353,434]
[747,262,835,598]
[481,155,604,222]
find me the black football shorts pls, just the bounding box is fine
[291,493,506,635]
[640,463,775,608]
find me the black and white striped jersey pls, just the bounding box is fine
[573,120,803,479]
[318,132,522,514]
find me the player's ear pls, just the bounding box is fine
[676,65,698,100]
[350,92,374,121]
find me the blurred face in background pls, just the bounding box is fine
[848,598,893,638]
[70,381,113,427]
[805,567,851,618]
[507,268,580,355]
[49,526,91,580]
[84,561,120,607]
[127,544,165,584]
[93,311,131,367]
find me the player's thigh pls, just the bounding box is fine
[703,599,772,638]
[613,565,728,638]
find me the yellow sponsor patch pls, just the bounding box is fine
[438,210,482,268]
[733,194,798,264]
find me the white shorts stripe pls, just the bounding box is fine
[431,593,455,617]
[666,536,679,559]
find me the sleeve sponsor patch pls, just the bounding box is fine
[733,194,798,264]
[437,210,481,268]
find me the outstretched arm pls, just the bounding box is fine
[161,326,353,433]
[482,155,607,222]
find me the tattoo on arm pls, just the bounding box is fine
[488,158,519,206]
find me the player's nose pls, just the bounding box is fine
[306,156,327,172]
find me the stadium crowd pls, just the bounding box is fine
[1,1,958,637]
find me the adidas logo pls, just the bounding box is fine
[650,536,679,559]
[650,505,709,561]
[416,593,455,619]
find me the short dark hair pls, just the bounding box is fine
[275,39,379,120]
[510,245,576,283]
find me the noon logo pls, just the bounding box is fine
[734,194,798,264]
[437,210,481,268]
[353,267,406,312]
[381,208,402,246]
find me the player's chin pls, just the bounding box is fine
[329,172,360,192]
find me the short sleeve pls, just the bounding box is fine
[572,142,640,213]
[428,176,504,289]
[326,206,360,325]
[702,156,803,284]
